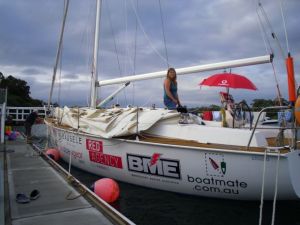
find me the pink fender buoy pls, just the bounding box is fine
[93,178,120,203]
[46,148,60,161]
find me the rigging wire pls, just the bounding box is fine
[129,0,169,107]
[106,2,122,75]
[75,0,96,106]
[254,1,273,55]
[132,0,139,106]
[84,2,95,106]
[158,0,169,68]
[56,2,65,107]
[141,91,157,107]
[129,0,168,64]
[122,0,128,106]
[57,46,63,106]
[258,2,286,60]
[271,62,283,106]
[124,0,128,78]
[48,0,69,108]
[254,1,283,105]
[278,0,290,54]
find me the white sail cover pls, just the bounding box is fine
[53,106,278,147]
[54,106,180,138]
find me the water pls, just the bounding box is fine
[20,125,300,225]
[59,160,300,225]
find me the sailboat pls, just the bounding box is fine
[45,0,300,200]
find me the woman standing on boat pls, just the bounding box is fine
[164,68,181,109]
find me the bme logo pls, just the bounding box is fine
[127,153,181,179]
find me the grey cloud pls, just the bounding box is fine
[21,68,43,75]
[1,0,299,107]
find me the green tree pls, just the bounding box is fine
[0,75,31,99]
[251,99,274,111]
[0,72,45,106]
[251,98,289,117]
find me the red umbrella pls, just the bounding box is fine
[199,73,257,91]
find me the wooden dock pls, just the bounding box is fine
[0,136,135,225]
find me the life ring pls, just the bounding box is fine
[295,96,300,124]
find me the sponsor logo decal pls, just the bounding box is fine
[60,147,83,159]
[86,138,123,169]
[187,175,248,195]
[149,153,162,166]
[86,139,103,152]
[218,79,229,86]
[205,153,226,177]
[187,153,248,195]
[89,151,122,168]
[127,153,181,179]
[57,131,82,145]
[208,157,226,175]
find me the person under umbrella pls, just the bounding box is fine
[199,72,257,109]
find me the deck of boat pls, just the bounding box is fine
[46,118,293,154]
[139,133,294,153]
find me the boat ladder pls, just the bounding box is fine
[259,146,286,225]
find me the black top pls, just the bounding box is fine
[25,112,38,125]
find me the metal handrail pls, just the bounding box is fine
[247,106,290,150]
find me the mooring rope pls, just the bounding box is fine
[258,149,267,225]
[271,151,281,225]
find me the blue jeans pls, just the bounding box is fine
[164,98,177,109]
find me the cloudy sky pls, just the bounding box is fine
[0,0,299,108]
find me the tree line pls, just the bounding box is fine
[0,72,45,106]
[190,98,289,113]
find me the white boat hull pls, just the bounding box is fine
[47,123,300,200]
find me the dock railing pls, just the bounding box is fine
[0,106,50,123]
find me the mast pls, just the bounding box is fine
[48,0,69,108]
[98,54,272,87]
[90,0,102,108]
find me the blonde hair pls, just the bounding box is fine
[167,67,177,82]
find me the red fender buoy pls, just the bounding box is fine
[93,178,120,203]
[46,148,60,161]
